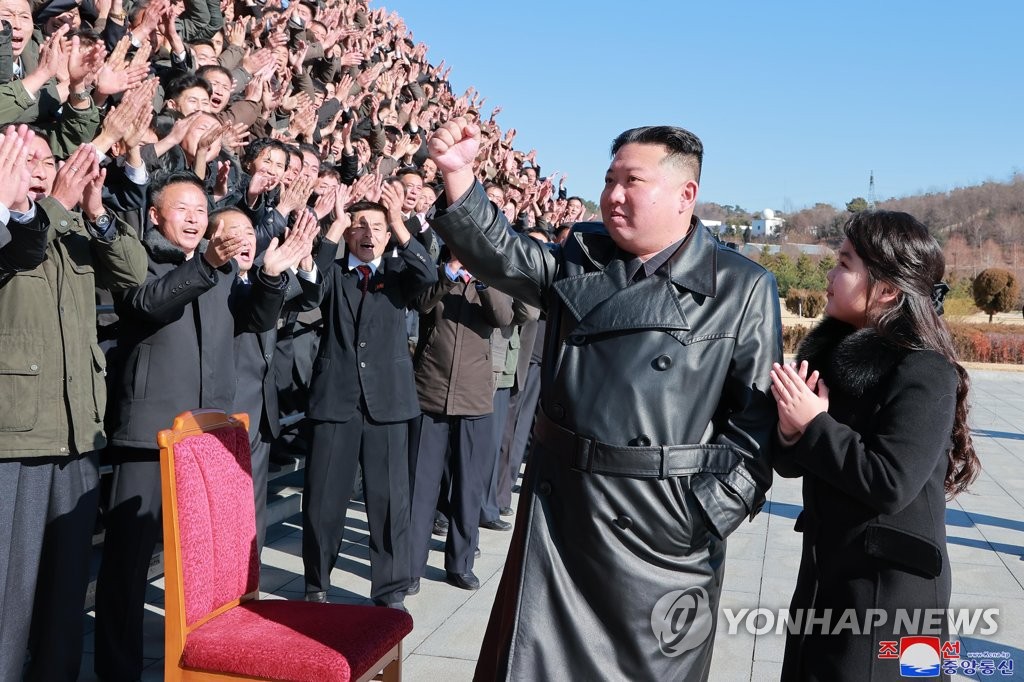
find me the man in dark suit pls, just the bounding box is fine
[225,206,319,553]
[299,194,436,610]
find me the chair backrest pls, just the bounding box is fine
[159,409,260,645]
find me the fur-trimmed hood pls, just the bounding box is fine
[143,227,209,265]
[796,317,910,398]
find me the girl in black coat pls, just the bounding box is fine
[770,211,980,681]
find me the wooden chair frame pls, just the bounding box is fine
[159,409,404,682]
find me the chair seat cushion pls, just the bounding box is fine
[181,600,413,681]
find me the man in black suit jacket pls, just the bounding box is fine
[225,207,319,554]
[299,196,436,610]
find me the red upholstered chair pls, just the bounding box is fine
[158,409,412,681]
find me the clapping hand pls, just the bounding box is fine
[204,219,246,268]
[262,210,319,277]
[770,360,829,443]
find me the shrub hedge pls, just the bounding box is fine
[782,322,1024,364]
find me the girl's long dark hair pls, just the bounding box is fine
[845,210,980,497]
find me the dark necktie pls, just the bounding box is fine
[356,264,372,297]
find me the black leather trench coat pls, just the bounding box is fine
[431,184,783,681]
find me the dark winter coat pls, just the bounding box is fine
[108,229,287,449]
[413,268,514,416]
[776,317,958,682]
[431,182,782,682]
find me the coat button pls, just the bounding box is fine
[615,515,633,530]
[359,361,366,368]
[60,220,68,227]
[359,341,366,348]
[550,404,565,419]
[635,434,651,447]
[568,334,586,346]
[653,354,672,370]
[29,364,38,371]
[537,481,552,496]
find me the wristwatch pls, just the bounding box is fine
[89,212,112,233]
[69,89,92,104]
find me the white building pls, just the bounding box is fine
[751,208,784,237]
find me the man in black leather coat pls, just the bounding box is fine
[428,122,783,681]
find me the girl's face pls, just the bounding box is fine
[826,238,873,327]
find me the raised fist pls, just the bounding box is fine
[427,116,480,177]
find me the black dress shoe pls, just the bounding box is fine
[475,547,481,558]
[304,591,327,603]
[373,599,409,613]
[406,578,421,596]
[499,506,514,517]
[480,518,512,531]
[446,571,481,590]
[432,519,449,536]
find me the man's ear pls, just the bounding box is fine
[148,205,161,228]
[166,99,179,112]
[679,178,699,213]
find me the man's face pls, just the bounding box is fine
[524,167,537,184]
[295,3,312,25]
[283,153,302,187]
[485,186,505,206]
[415,185,436,215]
[192,44,219,67]
[300,151,320,183]
[315,173,340,197]
[217,212,257,272]
[420,157,437,180]
[600,142,697,259]
[210,31,223,53]
[354,138,371,165]
[171,86,211,116]
[344,209,390,262]
[150,182,209,257]
[566,198,583,221]
[310,22,327,43]
[0,0,32,57]
[249,147,288,188]
[203,71,233,112]
[398,174,422,212]
[26,135,56,199]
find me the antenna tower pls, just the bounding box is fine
[868,170,877,209]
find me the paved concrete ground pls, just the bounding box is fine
[78,368,1024,680]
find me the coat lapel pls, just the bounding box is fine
[553,221,722,336]
[339,265,361,322]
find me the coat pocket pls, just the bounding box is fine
[863,523,943,578]
[132,344,151,400]
[0,357,41,431]
[91,343,108,421]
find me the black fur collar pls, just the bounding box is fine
[143,227,209,265]
[796,317,908,398]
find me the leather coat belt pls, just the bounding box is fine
[534,411,738,480]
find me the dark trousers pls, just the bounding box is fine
[94,450,162,681]
[302,412,411,604]
[251,432,271,555]
[409,412,492,577]
[0,452,99,682]
[498,363,541,509]
[480,387,511,522]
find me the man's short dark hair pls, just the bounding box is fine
[396,167,422,181]
[196,64,233,83]
[611,126,703,182]
[165,73,212,100]
[348,200,388,220]
[242,137,288,169]
[148,170,205,207]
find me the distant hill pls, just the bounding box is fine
[698,174,1024,281]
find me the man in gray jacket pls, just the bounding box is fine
[428,121,782,681]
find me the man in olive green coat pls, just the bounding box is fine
[0,135,147,680]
